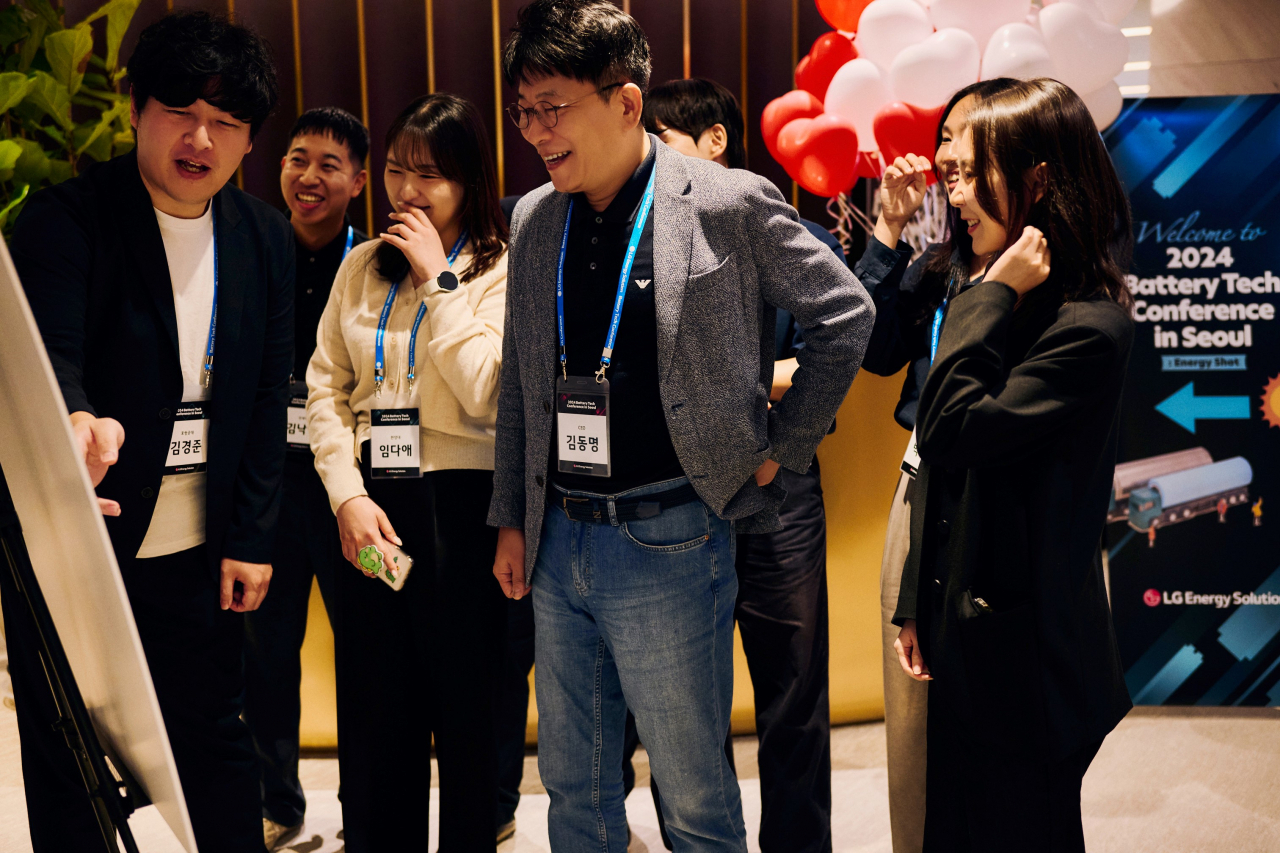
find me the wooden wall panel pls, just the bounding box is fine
[234,0,300,210]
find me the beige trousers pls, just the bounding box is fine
[880,471,928,853]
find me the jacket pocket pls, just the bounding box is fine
[956,591,1050,751]
[685,251,738,292]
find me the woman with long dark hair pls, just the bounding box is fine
[855,77,1019,853]
[890,77,1134,850]
[306,93,509,851]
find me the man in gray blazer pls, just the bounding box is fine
[490,2,873,850]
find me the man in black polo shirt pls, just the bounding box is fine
[243,107,367,851]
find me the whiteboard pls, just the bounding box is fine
[0,239,196,852]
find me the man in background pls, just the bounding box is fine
[245,106,368,851]
[638,76,839,853]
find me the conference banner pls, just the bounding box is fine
[1104,94,1280,706]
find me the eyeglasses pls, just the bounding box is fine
[506,83,623,130]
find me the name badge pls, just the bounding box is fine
[165,402,210,474]
[370,408,420,479]
[900,427,921,479]
[286,381,309,451]
[556,375,610,478]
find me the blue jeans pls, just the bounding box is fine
[534,477,747,853]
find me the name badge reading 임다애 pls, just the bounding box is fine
[556,375,611,478]
[286,380,309,450]
[370,408,420,479]
[165,402,211,474]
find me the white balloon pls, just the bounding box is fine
[929,0,1030,54]
[1094,0,1138,25]
[981,22,1054,81]
[1080,80,1123,130]
[854,0,934,70]
[1040,2,1129,94]
[889,28,981,108]
[1041,0,1106,20]
[824,58,893,151]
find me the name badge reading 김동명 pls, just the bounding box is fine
[556,375,611,478]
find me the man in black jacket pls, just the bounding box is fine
[3,12,291,851]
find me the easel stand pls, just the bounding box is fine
[1,520,145,853]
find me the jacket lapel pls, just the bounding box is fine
[116,152,180,364]
[527,190,568,395]
[211,189,246,404]
[651,141,693,380]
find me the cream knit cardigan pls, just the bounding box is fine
[305,239,507,513]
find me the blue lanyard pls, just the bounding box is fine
[930,299,947,363]
[556,168,656,382]
[374,229,468,395]
[201,205,219,388]
[342,224,354,259]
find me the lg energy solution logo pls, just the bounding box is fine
[1144,588,1280,608]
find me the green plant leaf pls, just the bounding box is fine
[12,137,50,185]
[0,139,21,171]
[80,0,139,73]
[26,70,72,129]
[44,25,93,96]
[0,5,33,51]
[18,16,47,73]
[0,71,35,114]
[82,72,108,90]
[112,129,134,156]
[22,0,63,30]
[74,100,126,160]
[48,158,72,184]
[0,182,31,233]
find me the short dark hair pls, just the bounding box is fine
[373,93,509,285]
[644,78,746,169]
[288,107,370,167]
[503,0,651,97]
[127,11,278,138]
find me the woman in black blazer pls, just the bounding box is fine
[890,78,1136,851]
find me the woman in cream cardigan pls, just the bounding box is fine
[306,93,508,852]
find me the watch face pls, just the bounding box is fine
[438,270,459,292]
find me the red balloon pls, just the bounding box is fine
[775,114,860,198]
[761,90,825,160]
[795,32,857,102]
[816,0,875,32]
[872,102,946,186]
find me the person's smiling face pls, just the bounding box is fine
[131,95,252,217]
[383,146,465,237]
[949,126,1010,258]
[515,74,637,197]
[280,133,366,229]
[936,94,976,194]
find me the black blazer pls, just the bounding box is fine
[893,280,1135,761]
[10,151,295,576]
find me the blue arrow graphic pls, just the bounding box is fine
[1155,381,1250,433]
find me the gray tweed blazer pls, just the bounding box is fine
[487,137,875,580]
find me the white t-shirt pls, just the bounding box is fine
[136,205,216,559]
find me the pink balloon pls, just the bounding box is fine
[1040,2,1128,95]
[889,28,981,109]
[824,58,893,152]
[854,0,934,70]
[1080,80,1123,130]
[981,22,1054,81]
[929,0,1030,53]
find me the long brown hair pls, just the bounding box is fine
[965,78,1133,311]
[374,93,508,284]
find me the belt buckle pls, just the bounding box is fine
[561,494,587,520]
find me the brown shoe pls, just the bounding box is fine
[263,817,303,850]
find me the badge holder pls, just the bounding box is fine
[370,408,421,479]
[901,428,922,479]
[556,375,611,478]
[164,402,211,475]
[286,380,310,452]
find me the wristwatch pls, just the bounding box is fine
[437,270,459,292]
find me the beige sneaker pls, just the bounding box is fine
[263,817,303,850]
[497,818,516,843]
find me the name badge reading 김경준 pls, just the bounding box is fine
[370,408,421,479]
[165,402,211,474]
[556,375,611,478]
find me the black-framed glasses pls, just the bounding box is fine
[506,83,624,130]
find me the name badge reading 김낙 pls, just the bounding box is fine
[556,375,611,478]
[370,408,420,479]
[165,402,211,474]
[286,381,309,450]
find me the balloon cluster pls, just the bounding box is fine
[764,0,1135,197]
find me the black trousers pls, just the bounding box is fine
[243,453,342,826]
[0,525,263,853]
[494,593,535,826]
[734,458,832,853]
[923,690,1102,853]
[335,460,506,852]
[619,460,831,853]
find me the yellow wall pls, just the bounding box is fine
[299,368,910,748]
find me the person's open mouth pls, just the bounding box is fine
[176,158,211,177]
[295,191,325,212]
[542,150,570,171]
